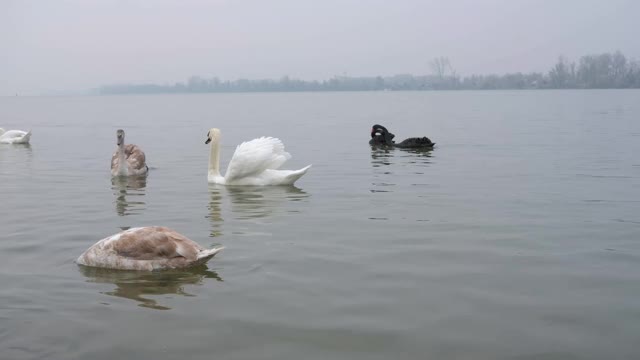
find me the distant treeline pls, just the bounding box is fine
[98,51,640,94]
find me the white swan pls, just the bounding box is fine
[76,226,224,271]
[0,128,32,144]
[111,129,149,176]
[205,128,311,186]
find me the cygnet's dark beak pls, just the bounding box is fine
[205,138,211,144]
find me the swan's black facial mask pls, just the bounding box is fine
[205,135,211,144]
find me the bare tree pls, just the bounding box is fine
[549,56,571,88]
[430,56,453,78]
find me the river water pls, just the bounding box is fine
[1,90,639,359]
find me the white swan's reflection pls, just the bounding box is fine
[0,143,34,174]
[78,265,222,310]
[0,142,32,152]
[207,184,309,237]
[111,175,147,216]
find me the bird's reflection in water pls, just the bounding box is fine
[370,146,394,167]
[207,185,224,238]
[0,142,33,153]
[78,264,222,310]
[370,146,434,167]
[399,148,434,166]
[207,184,309,237]
[111,175,147,216]
[370,146,434,193]
[0,143,33,168]
[227,185,308,219]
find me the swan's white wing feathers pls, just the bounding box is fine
[0,129,31,144]
[225,137,291,182]
[2,130,26,138]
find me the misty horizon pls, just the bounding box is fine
[3,0,640,96]
[93,51,640,96]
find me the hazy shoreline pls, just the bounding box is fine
[95,52,640,95]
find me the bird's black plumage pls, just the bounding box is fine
[369,124,435,149]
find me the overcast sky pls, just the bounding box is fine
[2,0,639,95]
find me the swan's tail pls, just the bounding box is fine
[195,246,224,265]
[283,165,311,185]
[21,130,32,143]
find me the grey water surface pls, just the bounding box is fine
[1,90,639,360]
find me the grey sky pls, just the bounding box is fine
[2,0,639,95]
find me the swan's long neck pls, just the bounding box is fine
[208,136,221,179]
[116,142,128,176]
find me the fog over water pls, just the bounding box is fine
[2,0,639,95]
